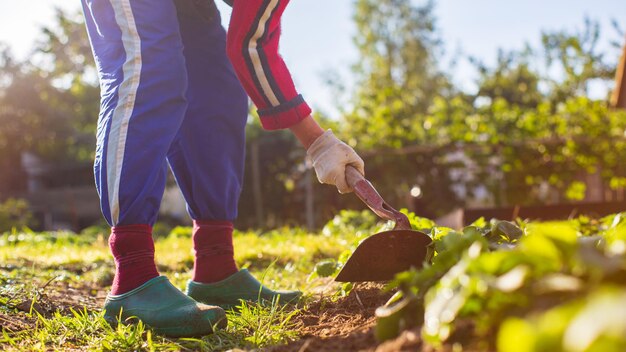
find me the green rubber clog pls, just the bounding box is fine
[186,269,302,310]
[103,276,227,337]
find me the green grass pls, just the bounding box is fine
[0,211,372,351]
[0,300,301,352]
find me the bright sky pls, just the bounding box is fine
[1,0,625,118]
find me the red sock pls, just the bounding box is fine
[109,224,159,295]
[192,220,238,283]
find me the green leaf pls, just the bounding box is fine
[314,259,338,278]
[497,318,537,352]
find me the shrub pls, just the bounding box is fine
[0,198,33,233]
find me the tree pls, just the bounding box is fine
[33,8,100,161]
[541,17,617,104]
[0,9,98,196]
[472,49,544,110]
[328,0,462,217]
[343,0,452,149]
[335,6,626,217]
[464,18,625,206]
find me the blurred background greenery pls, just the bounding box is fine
[0,0,625,232]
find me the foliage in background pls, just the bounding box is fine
[0,10,97,197]
[0,3,624,227]
[335,0,462,216]
[239,117,306,229]
[0,198,33,233]
[337,1,625,215]
[345,0,452,149]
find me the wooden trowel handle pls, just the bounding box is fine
[345,166,412,230]
[345,165,368,191]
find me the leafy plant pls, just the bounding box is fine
[311,259,339,279]
[376,211,626,351]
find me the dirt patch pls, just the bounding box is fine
[15,281,105,318]
[270,283,394,352]
[270,283,486,352]
[0,311,35,332]
[375,328,423,352]
[0,279,106,333]
[376,321,491,352]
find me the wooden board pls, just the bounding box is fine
[611,39,626,109]
[463,200,626,225]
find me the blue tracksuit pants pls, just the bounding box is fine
[81,0,248,226]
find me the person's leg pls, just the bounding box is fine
[84,0,188,229]
[168,0,300,308]
[108,225,159,295]
[81,0,225,335]
[226,0,312,131]
[83,0,189,295]
[167,0,247,284]
[191,220,238,283]
[83,0,188,295]
[168,0,248,224]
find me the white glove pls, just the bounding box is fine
[306,130,365,194]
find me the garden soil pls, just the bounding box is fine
[268,282,393,352]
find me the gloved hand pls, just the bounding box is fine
[307,130,365,194]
